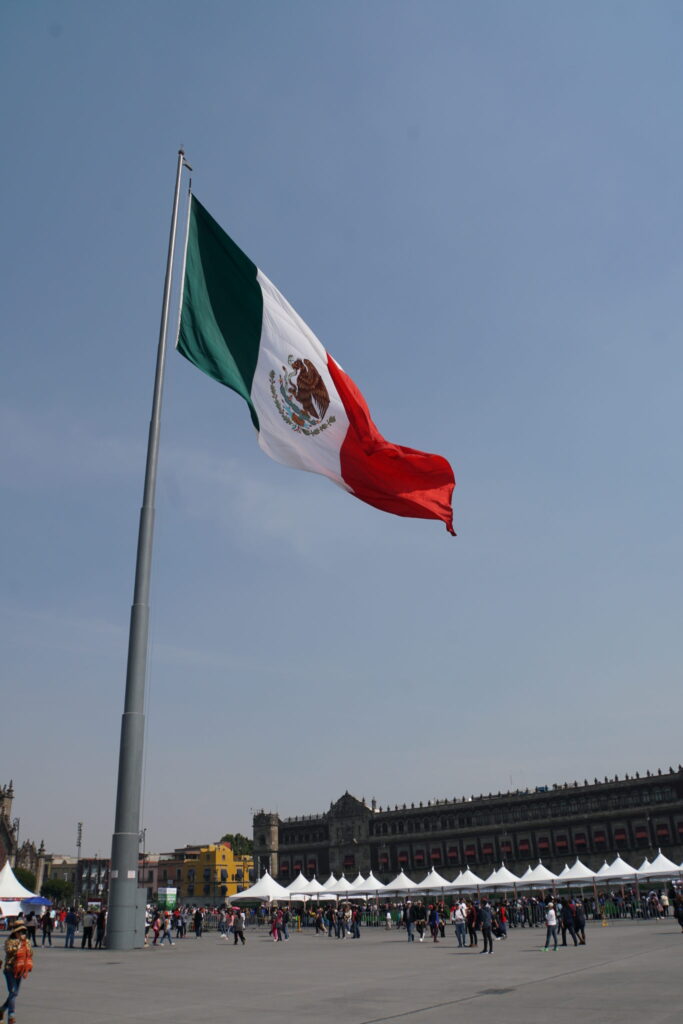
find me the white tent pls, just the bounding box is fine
[481,862,521,889]
[229,871,291,903]
[0,862,37,900]
[284,871,310,894]
[354,871,387,895]
[559,858,597,885]
[605,855,638,880]
[320,875,347,893]
[287,876,336,901]
[449,867,485,890]
[417,867,450,891]
[333,875,361,896]
[636,858,652,875]
[519,861,557,887]
[0,861,46,917]
[637,849,681,878]
[304,877,333,895]
[384,870,419,892]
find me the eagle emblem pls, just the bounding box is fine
[269,356,336,436]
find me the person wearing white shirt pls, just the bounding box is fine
[451,902,467,948]
[544,900,558,951]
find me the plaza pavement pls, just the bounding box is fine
[15,919,681,1024]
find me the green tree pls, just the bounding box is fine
[14,867,36,892]
[41,878,73,905]
[219,833,253,856]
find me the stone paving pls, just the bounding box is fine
[9,918,682,1024]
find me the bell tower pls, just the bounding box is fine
[252,811,280,878]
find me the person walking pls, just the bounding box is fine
[158,913,175,946]
[403,901,415,942]
[498,903,508,939]
[233,909,246,946]
[94,908,107,950]
[193,908,203,938]
[1,920,33,1024]
[40,910,52,948]
[81,910,95,949]
[414,901,427,942]
[480,900,494,955]
[574,899,587,945]
[466,901,478,947]
[351,906,361,939]
[64,908,78,949]
[559,898,578,947]
[452,901,467,948]
[544,899,558,951]
[24,914,38,949]
[428,905,440,943]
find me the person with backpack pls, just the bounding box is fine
[1,920,33,1023]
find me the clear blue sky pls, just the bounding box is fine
[2,1,682,859]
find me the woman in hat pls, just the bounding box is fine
[1,919,33,1023]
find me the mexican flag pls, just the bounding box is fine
[177,196,455,534]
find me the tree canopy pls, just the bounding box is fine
[219,833,253,856]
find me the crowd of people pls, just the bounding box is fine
[1,888,681,1021]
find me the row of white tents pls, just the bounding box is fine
[230,849,683,904]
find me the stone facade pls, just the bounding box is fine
[0,783,17,871]
[253,766,683,882]
[0,782,46,888]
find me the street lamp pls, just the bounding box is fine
[76,822,83,906]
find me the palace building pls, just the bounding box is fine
[253,765,683,882]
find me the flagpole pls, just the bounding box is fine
[107,148,191,950]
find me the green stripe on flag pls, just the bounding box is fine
[178,196,262,429]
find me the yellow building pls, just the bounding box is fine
[180,843,253,904]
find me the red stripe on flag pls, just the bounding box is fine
[327,356,456,534]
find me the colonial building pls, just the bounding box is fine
[253,765,683,882]
[1,782,47,890]
[0,783,18,871]
[180,844,254,904]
